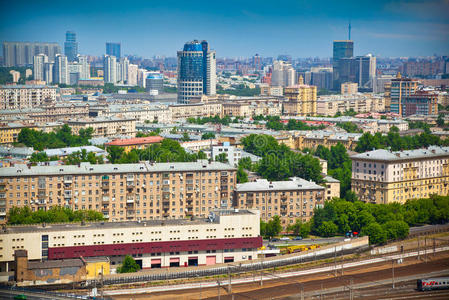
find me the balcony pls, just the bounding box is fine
[63,176,73,184]
[185,210,193,216]
[0,194,6,199]
[0,185,7,192]
[163,212,170,218]
[162,201,170,208]
[126,197,135,204]
[0,211,6,216]
[102,196,109,204]
[126,175,134,182]
[64,191,72,199]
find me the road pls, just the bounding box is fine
[0,290,83,300]
[263,236,346,246]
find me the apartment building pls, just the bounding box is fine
[103,105,172,124]
[0,209,261,273]
[222,102,251,118]
[66,117,136,138]
[30,102,90,123]
[169,102,223,120]
[341,82,358,95]
[351,146,449,204]
[0,85,57,110]
[283,85,317,116]
[0,161,236,223]
[233,177,325,227]
[293,131,362,151]
[316,94,385,116]
[0,122,37,144]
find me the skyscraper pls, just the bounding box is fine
[106,42,121,58]
[271,60,296,87]
[53,54,69,85]
[64,31,78,62]
[3,42,61,67]
[103,55,117,84]
[332,40,354,89]
[177,40,216,103]
[117,57,129,84]
[33,54,48,81]
[354,54,376,89]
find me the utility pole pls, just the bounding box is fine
[417,236,420,260]
[433,238,436,257]
[228,265,232,294]
[320,283,323,300]
[334,246,337,276]
[300,284,304,300]
[392,259,395,289]
[349,278,354,300]
[260,255,264,286]
[217,280,221,300]
[425,237,427,262]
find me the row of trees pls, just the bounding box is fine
[106,139,207,164]
[18,125,93,151]
[336,122,362,133]
[252,116,326,131]
[217,84,261,96]
[8,206,104,225]
[186,115,240,125]
[355,127,449,153]
[241,134,323,183]
[261,195,449,244]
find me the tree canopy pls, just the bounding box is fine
[8,206,104,225]
[116,255,141,273]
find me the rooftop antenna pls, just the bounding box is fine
[348,21,352,40]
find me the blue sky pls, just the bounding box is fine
[1,0,448,58]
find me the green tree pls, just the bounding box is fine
[317,221,338,237]
[181,132,190,142]
[30,152,50,163]
[288,219,311,238]
[236,166,248,183]
[361,222,387,244]
[382,220,409,240]
[266,215,282,239]
[437,114,445,127]
[238,157,253,170]
[215,153,228,163]
[117,255,141,273]
[106,146,125,163]
[201,132,216,140]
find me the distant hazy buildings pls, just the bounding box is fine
[271,60,296,87]
[145,72,164,94]
[106,42,121,58]
[53,54,69,85]
[103,55,117,84]
[64,31,78,62]
[177,40,216,103]
[386,74,418,115]
[3,42,61,67]
[68,55,90,85]
[33,54,47,81]
[0,85,57,110]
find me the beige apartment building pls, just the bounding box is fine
[66,117,136,137]
[351,146,449,204]
[293,131,362,151]
[222,102,251,118]
[0,161,236,223]
[283,85,317,116]
[0,85,57,110]
[31,102,90,123]
[341,82,358,95]
[169,102,223,120]
[233,177,325,227]
[317,94,385,116]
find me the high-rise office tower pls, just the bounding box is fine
[33,54,48,81]
[271,60,296,87]
[332,40,354,89]
[53,54,69,84]
[177,40,216,103]
[387,73,418,115]
[127,64,138,86]
[106,42,121,58]
[44,62,54,84]
[117,57,129,84]
[3,42,61,67]
[64,31,78,62]
[103,55,117,84]
[354,54,376,89]
[77,55,90,79]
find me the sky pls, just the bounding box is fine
[1,0,448,58]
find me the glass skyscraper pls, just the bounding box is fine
[64,31,78,62]
[106,42,121,59]
[177,40,216,103]
[332,40,354,90]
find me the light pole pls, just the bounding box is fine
[196,274,202,300]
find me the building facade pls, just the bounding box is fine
[64,31,78,62]
[0,209,261,274]
[402,90,438,116]
[103,55,117,84]
[106,42,121,58]
[2,42,61,67]
[332,40,354,89]
[387,74,418,115]
[0,85,57,110]
[341,82,358,95]
[283,85,317,116]
[66,117,136,137]
[177,40,216,103]
[351,146,449,204]
[0,161,236,223]
[233,177,325,227]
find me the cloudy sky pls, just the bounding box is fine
[1,0,448,58]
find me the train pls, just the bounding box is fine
[417,277,449,291]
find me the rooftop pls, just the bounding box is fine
[351,146,449,161]
[2,209,254,234]
[0,160,236,177]
[105,136,164,146]
[236,177,324,192]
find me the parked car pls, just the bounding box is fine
[271,238,279,242]
[280,237,291,241]
[293,236,303,240]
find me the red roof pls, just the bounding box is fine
[105,136,164,146]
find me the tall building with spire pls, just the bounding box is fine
[177,40,216,103]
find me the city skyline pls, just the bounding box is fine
[1,0,448,58]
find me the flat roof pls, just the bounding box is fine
[105,136,164,146]
[2,210,254,234]
[0,160,236,177]
[236,177,324,192]
[351,146,449,162]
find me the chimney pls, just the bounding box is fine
[14,250,28,283]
